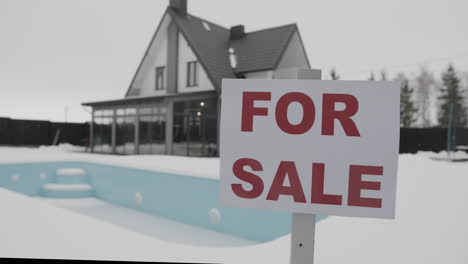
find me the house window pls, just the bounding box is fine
[186,61,198,87]
[155,66,165,90]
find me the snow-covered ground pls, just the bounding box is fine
[0,145,220,179]
[1,146,468,263]
[37,197,256,247]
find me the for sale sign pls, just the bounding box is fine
[219,79,400,219]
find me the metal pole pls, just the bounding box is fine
[291,213,316,264]
[447,102,454,159]
[452,106,457,155]
[274,68,321,264]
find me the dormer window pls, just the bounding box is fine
[187,61,198,87]
[201,21,211,31]
[228,47,237,69]
[155,66,165,90]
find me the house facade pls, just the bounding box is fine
[82,0,310,156]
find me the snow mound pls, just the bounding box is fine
[56,168,86,176]
[38,143,85,152]
[42,183,93,191]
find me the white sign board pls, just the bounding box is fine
[220,79,400,219]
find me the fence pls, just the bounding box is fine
[0,117,467,153]
[399,127,468,154]
[0,117,89,146]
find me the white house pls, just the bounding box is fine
[82,0,310,156]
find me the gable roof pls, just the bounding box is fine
[229,24,298,74]
[169,8,301,90]
[126,7,306,94]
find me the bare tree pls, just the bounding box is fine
[415,67,435,127]
[462,71,468,105]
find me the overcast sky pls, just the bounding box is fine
[1,0,468,122]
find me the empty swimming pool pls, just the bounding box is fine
[0,161,325,246]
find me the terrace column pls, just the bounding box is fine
[165,101,174,155]
[90,109,94,153]
[135,107,140,154]
[111,109,116,154]
[216,95,221,156]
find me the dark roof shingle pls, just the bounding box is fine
[230,24,297,74]
[169,8,299,90]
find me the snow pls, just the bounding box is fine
[0,145,220,180]
[314,153,468,264]
[10,174,20,181]
[134,192,143,205]
[42,183,93,191]
[0,146,468,263]
[56,168,86,176]
[36,197,255,247]
[0,188,286,263]
[208,208,222,225]
[0,188,215,263]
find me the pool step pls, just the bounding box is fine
[40,168,94,198]
[55,168,88,184]
[41,183,95,198]
[56,168,86,176]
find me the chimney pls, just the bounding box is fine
[170,0,187,15]
[230,25,245,40]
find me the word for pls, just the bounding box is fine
[241,92,361,136]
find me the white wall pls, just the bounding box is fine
[244,71,274,79]
[177,33,214,93]
[127,14,171,97]
[275,31,310,73]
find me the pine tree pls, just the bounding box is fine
[400,78,417,127]
[330,68,340,80]
[438,64,467,127]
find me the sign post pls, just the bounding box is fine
[280,69,322,264]
[219,68,400,264]
[291,212,315,264]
